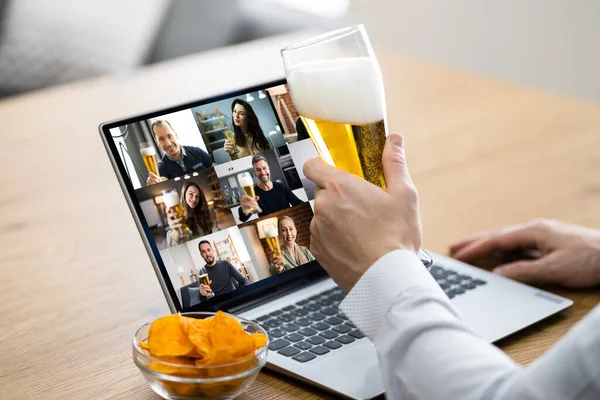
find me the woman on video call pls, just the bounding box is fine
[166,182,219,247]
[224,99,271,159]
[270,215,315,275]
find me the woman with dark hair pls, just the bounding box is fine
[224,99,271,159]
[166,181,219,246]
[270,215,315,275]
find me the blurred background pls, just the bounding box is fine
[0,0,597,102]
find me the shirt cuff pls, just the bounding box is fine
[339,249,444,339]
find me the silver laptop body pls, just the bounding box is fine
[238,252,572,399]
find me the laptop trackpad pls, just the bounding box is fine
[303,339,384,399]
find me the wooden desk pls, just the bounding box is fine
[0,32,598,399]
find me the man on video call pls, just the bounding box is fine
[197,240,249,299]
[238,155,304,222]
[146,119,213,185]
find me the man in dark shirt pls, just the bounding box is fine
[197,240,249,299]
[238,155,304,222]
[146,119,213,185]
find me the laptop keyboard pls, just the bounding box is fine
[429,265,487,298]
[255,286,365,363]
[256,265,486,363]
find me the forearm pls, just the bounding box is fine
[238,207,250,222]
[229,263,250,286]
[340,250,518,400]
[287,190,303,206]
[375,289,518,399]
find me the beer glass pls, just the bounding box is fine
[140,142,159,177]
[282,25,387,188]
[238,172,262,214]
[224,130,239,155]
[199,273,214,299]
[162,188,193,241]
[264,228,282,258]
[282,25,433,269]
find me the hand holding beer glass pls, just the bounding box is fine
[199,273,215,299]
[265,228,284,273]
[224,130,239,156]
[238,172,262,215]
[162,188,193,242]
[140,142,164,186]
[282,25,432,267]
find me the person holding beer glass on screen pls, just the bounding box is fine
[146,119,213,185]
[238,155,304,222]
[223,99,271,160]
[269,216,315,275]
[197,240,249,300]
[166,182,219,247]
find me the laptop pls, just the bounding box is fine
[99,78,573,399]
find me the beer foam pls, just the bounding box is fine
[140,146,156,156]
[162,191,179,208]
[287,57,385,124]
[265,228,278,238]
[238,174,254,188]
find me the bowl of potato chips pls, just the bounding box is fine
[133,311,269,399]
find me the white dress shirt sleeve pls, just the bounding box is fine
[339,249,600,400]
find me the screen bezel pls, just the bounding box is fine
[99,78,328,313]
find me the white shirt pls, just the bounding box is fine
[339,250,600,400]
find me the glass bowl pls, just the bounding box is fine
[133,312,269,400]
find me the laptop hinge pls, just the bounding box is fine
[227,276,329,314]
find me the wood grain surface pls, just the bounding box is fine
[0,32,598,399]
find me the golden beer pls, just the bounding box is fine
[265,229,282,258]
[199,273,210,286]
[140,143,159,176]
[241,184,256,198]
[238,172,261,213]
[199,273,214,298]
[162,189,192,239]
[224,130,239,155]
[300,117,387,188]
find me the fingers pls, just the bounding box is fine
[303,157,349,189]
[448,231,489,255]
[451,224,541,263]
[382,134,412,195]
[493,256,557,286]
[147,172,160,185]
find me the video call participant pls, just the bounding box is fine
[197,240,249,299]
[166,182,220,247]
[224,99,271,160]
[270,216,315,275]
[146,120,213,185]
[238,155,304,222]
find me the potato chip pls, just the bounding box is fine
[180,316,212,358]
[251,333,268,349]
[148,314,195,357]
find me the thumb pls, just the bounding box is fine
[493,258,554,285]
[382,133,411,194]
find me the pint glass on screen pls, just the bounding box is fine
[162,188,192,240]
[265,228,282,258]
[282,25,387,188]
[199,273,214,298]
[140,142,159,177]
[238,172,262,214]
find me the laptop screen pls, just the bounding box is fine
[102,79,328,312]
